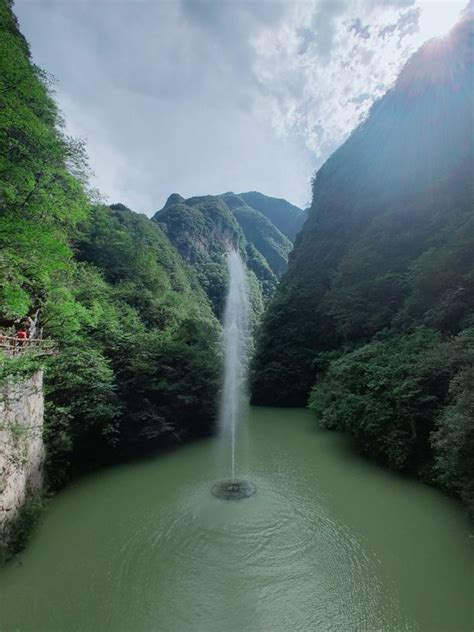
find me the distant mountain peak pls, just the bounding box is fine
[152,190,299,317]
[161,193,185,212]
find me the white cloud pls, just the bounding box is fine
[14,0,466,213]
[251,0,465,164]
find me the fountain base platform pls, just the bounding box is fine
[211,479,256,500]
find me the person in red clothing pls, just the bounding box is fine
[15,327,28,348]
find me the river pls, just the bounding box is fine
[0,407,472,631]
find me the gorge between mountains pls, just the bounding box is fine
[0,1,473,631]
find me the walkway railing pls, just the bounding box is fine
[0,336,58,357]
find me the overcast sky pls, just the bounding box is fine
[15,0,465,213]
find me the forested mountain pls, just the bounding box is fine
[0,0,220,505]
[238,191,307,241]
[153,191,300,318]
[252,12,474,512]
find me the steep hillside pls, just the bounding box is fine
[0,0,220,511]
[220,192,292,276]
[153,191,296,318]
[251,13,474,511]
[238,191,307,240]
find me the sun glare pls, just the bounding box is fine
[418,1,465,40]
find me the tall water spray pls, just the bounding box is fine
[221,250,249,480]
[212,250,255,500]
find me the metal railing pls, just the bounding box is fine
[0,336,58,357]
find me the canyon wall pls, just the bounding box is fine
[0,370,44,535]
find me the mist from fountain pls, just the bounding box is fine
[212,249,255,500]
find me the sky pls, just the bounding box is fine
[15,0,466,214]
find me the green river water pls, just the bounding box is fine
[0,407,472,631]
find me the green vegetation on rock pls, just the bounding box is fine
[153,191,299,319]
[251,13,474,513]
[238,191,307,241]
[0,1,220,499]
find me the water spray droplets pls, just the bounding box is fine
[214,250,254,499]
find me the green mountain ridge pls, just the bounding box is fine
[251,12,474,512]
[153,190,300,318]
[238,191,307,241]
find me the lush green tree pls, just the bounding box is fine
[0,1,89,320]
[309,329,472,473]
[45,347,122,488]
[432,363,474,515]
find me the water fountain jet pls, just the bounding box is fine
[212,249,254,500]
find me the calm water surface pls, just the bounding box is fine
[0,407,472,631]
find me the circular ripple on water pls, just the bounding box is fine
[110,474,405,631]
[211,479,256,500]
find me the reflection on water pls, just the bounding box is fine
[0,408,472,632]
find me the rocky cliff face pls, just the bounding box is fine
[0,370,44,534]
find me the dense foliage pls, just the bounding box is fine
[309,329,474,475]
[0,0,89,321]
[252,15,474,512]
[0,1,220,501]
[44,204,220,488]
